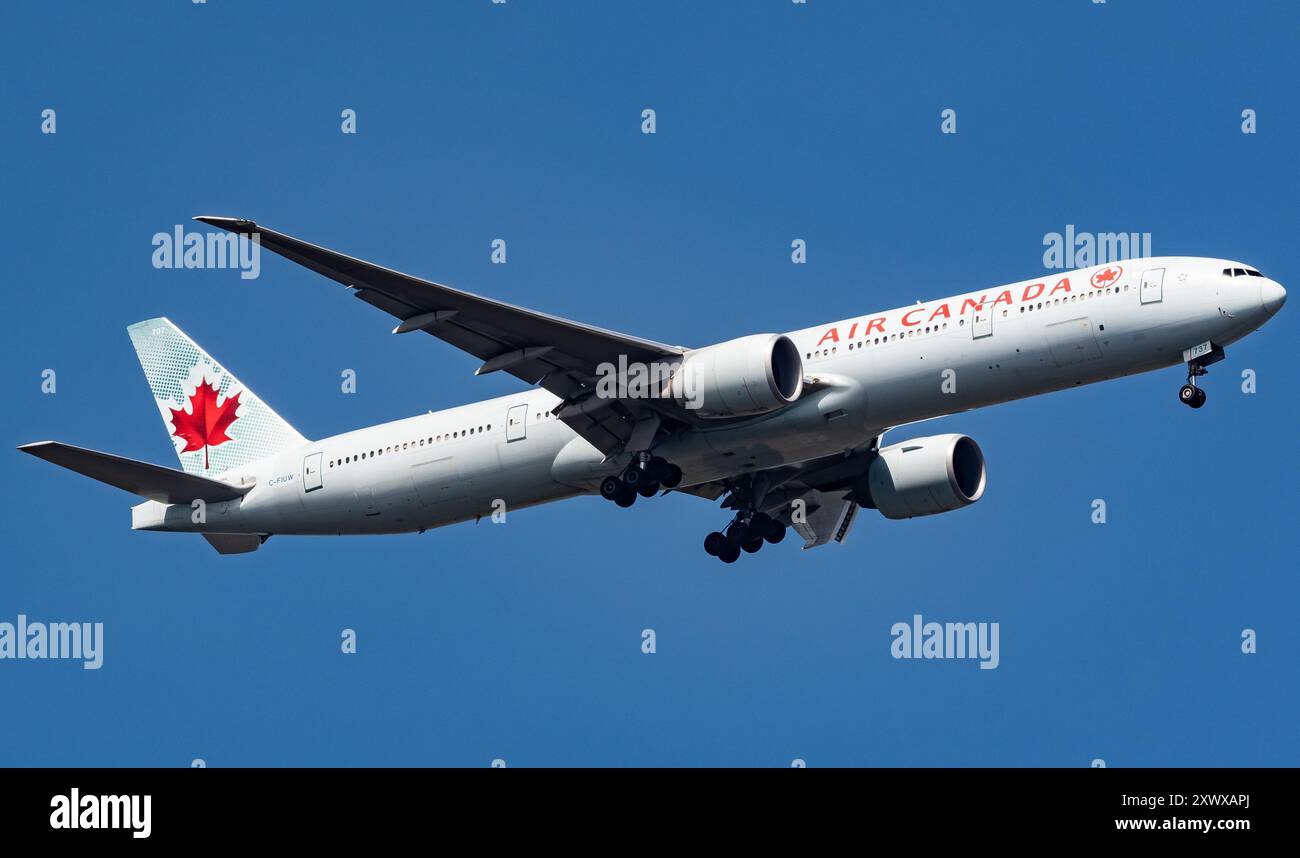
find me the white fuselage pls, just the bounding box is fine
[131,257,1284,537]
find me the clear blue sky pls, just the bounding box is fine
[2,1,1295,766]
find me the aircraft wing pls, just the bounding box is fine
[195,217,688,456]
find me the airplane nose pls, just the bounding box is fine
[1261,279,1287,316]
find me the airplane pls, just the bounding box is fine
[19,217,1286,561]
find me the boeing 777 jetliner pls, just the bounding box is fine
[20,218,1286,561]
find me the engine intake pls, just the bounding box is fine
[676,334,804,418]
[858,434,986,519]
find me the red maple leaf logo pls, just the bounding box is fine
[169,377,240,470]
[1091,265,1122,288]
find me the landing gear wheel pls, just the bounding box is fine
[661,464,683,489]
[599,476,623,501]
[718,544,741,564]
[644,457,669,484]
[726,520,750,546]
[1179,356,1214,409]
[637,481,661,498]
[742,537,764,554]
[1179,384,1207,409]
[621,466,643,488]
[704,531,727,557]
[613,484,637,508]
[764,522,787,544]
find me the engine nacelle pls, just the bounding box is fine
[677,334,804,419]
[858,434,986,519]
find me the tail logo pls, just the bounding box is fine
[168,377,241,470]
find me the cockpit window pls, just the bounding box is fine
[1246,268,1264,277]
[1223,267,1265,277]
[1233,268,1247,276]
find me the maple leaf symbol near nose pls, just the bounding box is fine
[169,377,240,471]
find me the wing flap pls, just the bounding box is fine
[789,489,858,549]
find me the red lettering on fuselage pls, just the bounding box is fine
[811,272,1092,348]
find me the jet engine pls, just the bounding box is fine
[676,334,804,418]
[856,434,986,519]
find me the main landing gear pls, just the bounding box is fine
[702,512,787,565]
[598,455,682,509]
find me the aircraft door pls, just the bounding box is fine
[303,452,323,492]
[506,403,528,442]
[972,306,993,339]
[1140,267,1165,304]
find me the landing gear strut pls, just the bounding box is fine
[1177,343,1224,409]
[1178,365,1208,409]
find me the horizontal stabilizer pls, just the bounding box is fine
[18,441,251,504]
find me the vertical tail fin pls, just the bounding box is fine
[127,318,308,476]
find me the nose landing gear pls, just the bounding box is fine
[1178,364,1210,409]
[1177,342,1224,409]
